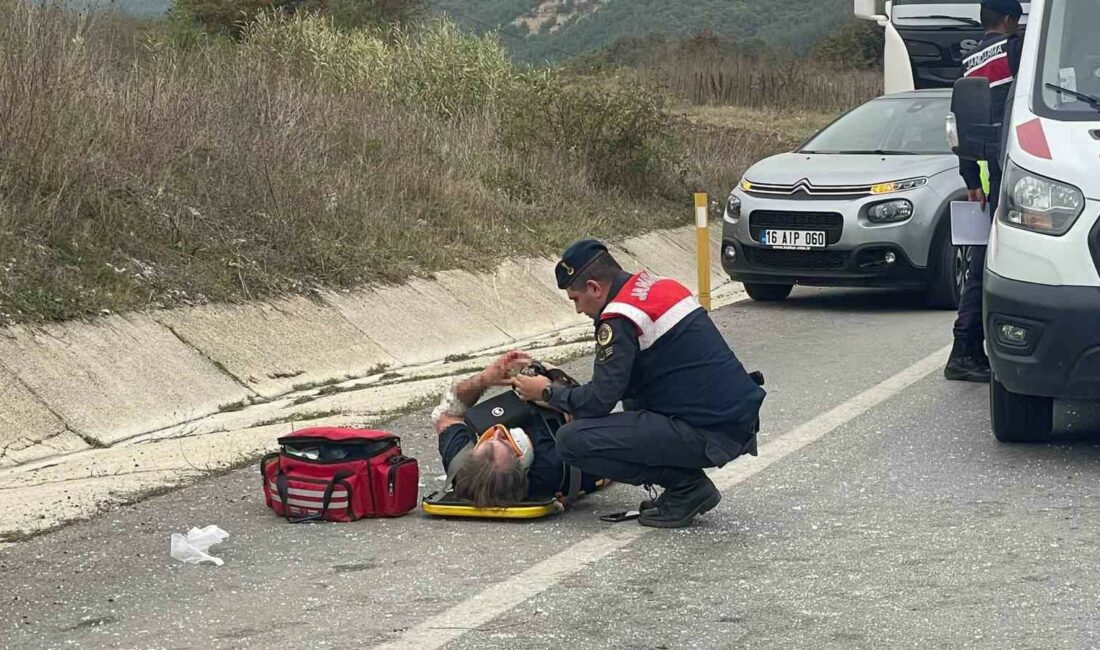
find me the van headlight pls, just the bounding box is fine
[1001,160,1085,236]
[867,199,913,224]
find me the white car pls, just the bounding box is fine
[721,89,970,307]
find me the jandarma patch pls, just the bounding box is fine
[597,345,614,362]
[597,323,613,346]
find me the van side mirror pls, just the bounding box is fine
[949,77,1001,161]
[854,0,887,21]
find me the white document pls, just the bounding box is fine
[950,201,991,246]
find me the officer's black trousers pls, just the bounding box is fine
[555,410,741,488]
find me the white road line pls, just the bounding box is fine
[376,344,952,650]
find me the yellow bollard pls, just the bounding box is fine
[694,192,711,311]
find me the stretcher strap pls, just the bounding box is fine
[565,466,582,508]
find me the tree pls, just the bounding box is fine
[811,20,884,70]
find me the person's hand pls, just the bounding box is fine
[434,413,464,435]
[479,350,531,387]
[968,188,987,211]
[513,373,551,403]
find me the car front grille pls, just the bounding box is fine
[749,210,844,245]
[744,247,849,270]
[745,181,872,198]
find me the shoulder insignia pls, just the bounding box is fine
[597,322,614,346]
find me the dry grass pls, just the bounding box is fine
[0,3,823,325]
[676,116,814,204]
[675,105,836,142]
[642,52,882,114]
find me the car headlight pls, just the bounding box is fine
[725,192,742,221]
[870,178,927,194]
[1001,161,1085,236]
[867,199,914,224]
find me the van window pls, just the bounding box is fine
[1035,0,1100,120]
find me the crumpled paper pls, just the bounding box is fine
[170,525,230,566]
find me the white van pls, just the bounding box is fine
[951,0,1100,441]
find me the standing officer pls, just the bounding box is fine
[512,240,766,528]
[944,0,1024,382]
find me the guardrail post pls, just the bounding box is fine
[694,192,711,311]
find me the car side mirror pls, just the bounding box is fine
[949,77,1000,161]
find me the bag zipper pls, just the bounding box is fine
[278,436,398,446]
[275,474,334,487]
[279,441,398,464]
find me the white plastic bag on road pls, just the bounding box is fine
[170,525,230,566]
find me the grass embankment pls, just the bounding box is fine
[0,2,865,325]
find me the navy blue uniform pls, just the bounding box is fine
[954,31,1023,347]
[548,271,765,488]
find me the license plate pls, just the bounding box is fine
[760,230,826,250]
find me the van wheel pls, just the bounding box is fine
[744,283,793,302]
[925,229,964,310]
[989,375,1054,442]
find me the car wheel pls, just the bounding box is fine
[989,375,1054,443]
[744,283,793,302]
[925,226,963,310]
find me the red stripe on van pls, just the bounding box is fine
[1016,118,1052,160]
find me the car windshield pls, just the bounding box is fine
[1034,0,1100,120]
[800,96,953,155]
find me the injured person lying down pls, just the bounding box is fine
[433,351,601,507]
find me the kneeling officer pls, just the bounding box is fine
[513,240,766,528]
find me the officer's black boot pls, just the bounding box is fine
[639,485,667,513]
[944,339,991,383]
[638,472,721,529]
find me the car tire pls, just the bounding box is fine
[989,375,1054,443]
[925,226,964,310]
[744,283,793,302]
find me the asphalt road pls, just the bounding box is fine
[4,286,1100,649]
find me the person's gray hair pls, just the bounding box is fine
[452,447,528,508]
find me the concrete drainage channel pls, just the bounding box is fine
[0,225,744,544]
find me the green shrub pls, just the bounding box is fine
[500,74,678,192]
[811,20,884,70]
[385,20,514,118]
[322,0,425,30]
[242,15,512,118]
[171,0,424,38]
[171,0,301,39]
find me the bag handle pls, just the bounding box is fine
[276,470,355,524]
[259,452,280,479]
